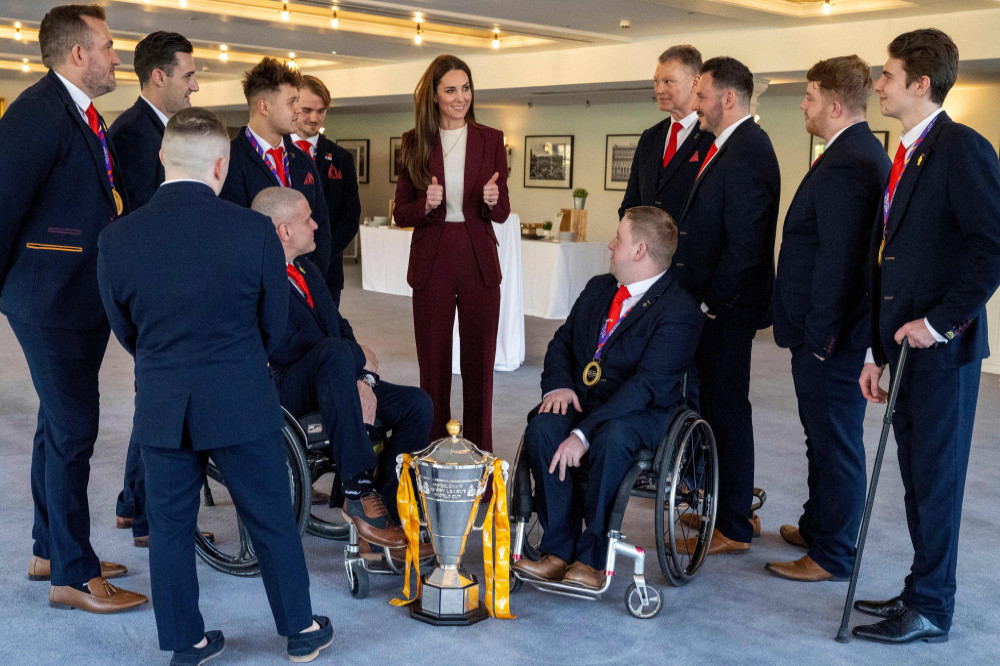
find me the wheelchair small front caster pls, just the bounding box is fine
[625,582,662,619]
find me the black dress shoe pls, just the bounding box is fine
[854,595,906,618]
[852,609,948,644]
[170,630,225,665]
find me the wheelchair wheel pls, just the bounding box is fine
[509,434,544,561]
[625,582,662,619]
[654,409,718,586]
[195,415,311,576]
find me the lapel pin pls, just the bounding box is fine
[917,155,924,166]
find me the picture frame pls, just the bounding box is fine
[524,135,573,189]
[389,136,402,183]
[872,130,890,152]
[336,138,369,184]
[604,134,640,191]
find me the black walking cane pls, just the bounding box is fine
[835,338,910,643]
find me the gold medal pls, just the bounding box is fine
[583,360,602,386]
[113,188,123,216]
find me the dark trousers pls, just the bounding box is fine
[525,409,667,569]
[277,337,433,506]
[9,319,109,586]
[893,359,980,631]
[116,435,148,537]
[695,317,756,543]
[789,345,867,577]
[143,433,313,651]
[412,223,500,451]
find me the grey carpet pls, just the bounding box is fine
[1,262,998,664]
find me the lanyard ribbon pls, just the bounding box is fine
[245,128,290,187]
[882,116,937,225]
[96,121,115,191]
[390,454,422,607]
[594,303,634,362]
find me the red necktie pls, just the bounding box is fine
[697,143,718,178]
[295,139,314,160]
[662,121,683,167]
[287,264,313,308]
[267,146,289,186]
[885,142,907,207]
[605,285,631,336]
[85,103,100,136]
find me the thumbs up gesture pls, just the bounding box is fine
[425,175,444,213]
[483,171,500,208]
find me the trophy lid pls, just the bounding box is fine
[414,420,493,469]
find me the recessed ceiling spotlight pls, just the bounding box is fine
[14,21,22,40]
[331,6,339,28]
[491,29,501,50]
[823,0,832,14]
[281,1,290,21]
[22,57,29,72]
[414,23,423,45]
[619,19,631,29]
[219,44,228,61]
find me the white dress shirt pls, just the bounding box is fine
[53,71,93,124]
[140,95,170,128]
[290,132,319,159]
[440,125,468,222]
[664,111,699,158]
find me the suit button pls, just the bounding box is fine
[883,296,894,300]
[679,231,687,235]
[654,200,662,205]
[676,262,685,267]
[883,256,894,261]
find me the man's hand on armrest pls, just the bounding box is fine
[548,433,586,482]
[539,388,581,415]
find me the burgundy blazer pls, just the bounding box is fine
[393,122,509,289]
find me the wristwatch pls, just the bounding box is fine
[358,372,377,389]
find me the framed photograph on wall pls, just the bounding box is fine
[524,135,573,189]
[872,130,890,152]
[389,136,402,183]
[605,134,640,191]
[336,138,369,184]
[809,134,827,166]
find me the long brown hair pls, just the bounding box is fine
[400,54,476,190]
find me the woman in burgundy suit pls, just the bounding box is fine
[394,55,509,452]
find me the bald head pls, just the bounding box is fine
[253,187,317,262]
[161,107,230,192]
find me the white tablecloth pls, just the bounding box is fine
[359,214,525,372]
[521,239,610,319]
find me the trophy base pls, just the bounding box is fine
[411,572,488,626]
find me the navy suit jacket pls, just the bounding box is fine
[314,134,360,293]
[675,118,781,330]
[268,256,367,385]
[619,117,715,222]
[870,112,1000,371]
[541,270,703,443]
[109,97,165,208]
[773,122,891,357]
[221,128,332,275]
[97,181,287,450]
[0,70,128,330]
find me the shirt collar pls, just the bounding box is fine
[53,71,93,115]
[674,111,699,130]
[139,95,170,127]
[290,132,319,148]
[247,124,279,152]
[823,120,863,151]
[901,108,944,149]
[622,270,666,300]
[713,114,753,149]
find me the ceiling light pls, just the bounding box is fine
[414,23,422,45]
[21,57,29,72]
[179,0,187,7]
[281,1,290,21]
[491,29,501,50]
[219,44,228,61]
[823,0,832,14]
[330,6,339,28]
[287,52,297,69]
[13,22,22,40]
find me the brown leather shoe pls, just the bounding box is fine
[115,516,133,529]
[675,528,750,556]
[780,524,809,548]
[765,555,846,582]
[562,561,605,590]
[678,512,760,538]
[49,577,148,613]
[29,556,127,582]
[343,493,406,549]
[133,536,149,548]
[359,538,435,563]
[512,554,568,582]
[749,513,761,538]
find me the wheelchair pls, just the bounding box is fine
[509,402,718,619]
[195,407,431,598]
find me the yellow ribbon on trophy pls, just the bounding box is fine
[390,453,422,607]
[481,459,515,619]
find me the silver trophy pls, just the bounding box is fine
[398,419,504,626]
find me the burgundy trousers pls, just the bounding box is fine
[411,223,500,451]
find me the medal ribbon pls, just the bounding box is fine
[95,121,117,196]
[244,128,291,187]
[593,303,635,362]
[879,115,938,263]
[390,454,423,607]
[482,460,515,619]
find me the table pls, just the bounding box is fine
[359,215,525,372]
[520,239,609,319]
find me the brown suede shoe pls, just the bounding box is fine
[343,493,407,549]
[678,512,761,538]
[562,561,605,590]
[765,555,847,582]
[115,516,133,529]
[512,554,568,582]
[29,555,127,582]
[49,577,148,613]
[676,528,750,556]
[779,524,809,548]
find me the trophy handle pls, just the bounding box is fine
[395,453,409,481]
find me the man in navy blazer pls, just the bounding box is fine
[258,187,432,549]
[291,75,361,308]
[108,30,199,547]
[0,4,148,613]
[852,29,1000,645]
[512,207,703,590]
[619,45,715,222]
[673,57,780,557]
[767,56,891,583]
[97,108,333,663]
